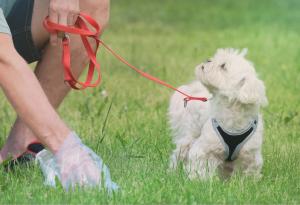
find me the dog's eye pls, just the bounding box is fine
[220,63,226,70]
[206,59,212,63]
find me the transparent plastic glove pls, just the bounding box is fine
[35,149,57,187]
[36,132,119,192]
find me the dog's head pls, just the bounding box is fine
[195,48,268,107]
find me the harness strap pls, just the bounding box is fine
[43,12,208,103]
[212,117,258,161]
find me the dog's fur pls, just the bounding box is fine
[169,48,268,179]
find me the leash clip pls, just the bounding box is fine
[184,97,189,108]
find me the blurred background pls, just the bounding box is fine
[0,0,299,204]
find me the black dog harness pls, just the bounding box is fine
[212,117,258,161]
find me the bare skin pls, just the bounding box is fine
[0,34,70,157]
[0,0,110,162]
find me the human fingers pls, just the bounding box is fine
[49,9,59,46]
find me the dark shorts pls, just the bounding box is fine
[6,0,41,63]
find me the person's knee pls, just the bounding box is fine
[70,45,90,75]
[65,0,110,76]
[81,0,110,30]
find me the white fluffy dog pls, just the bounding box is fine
[169,48,268,179]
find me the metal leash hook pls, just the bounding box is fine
[184,97,189,108]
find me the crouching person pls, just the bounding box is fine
[0,0,117,191]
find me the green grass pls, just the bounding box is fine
[1,0,300,204]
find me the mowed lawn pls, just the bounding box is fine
[0,0,299,204]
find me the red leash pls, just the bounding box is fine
[43,12,208,104]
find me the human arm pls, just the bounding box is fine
[0,34,70,154]
[0,34,117,190]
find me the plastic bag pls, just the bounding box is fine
[36,132,119,192]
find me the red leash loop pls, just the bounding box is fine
[43,12,208,103]
[44,13,101,89]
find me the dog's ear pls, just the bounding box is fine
[237,76,268,107]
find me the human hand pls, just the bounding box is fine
[55,134,101,189]
[36,132,119,192]
[48,0,80,45]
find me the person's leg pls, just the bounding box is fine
[0,35,118,190]
[0,34,70,163]
[0,0,110,160]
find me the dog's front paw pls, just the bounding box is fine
[184,162,214,180]
[185,157,219,180]
[169,141,193,170]
[243,169,263,180]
